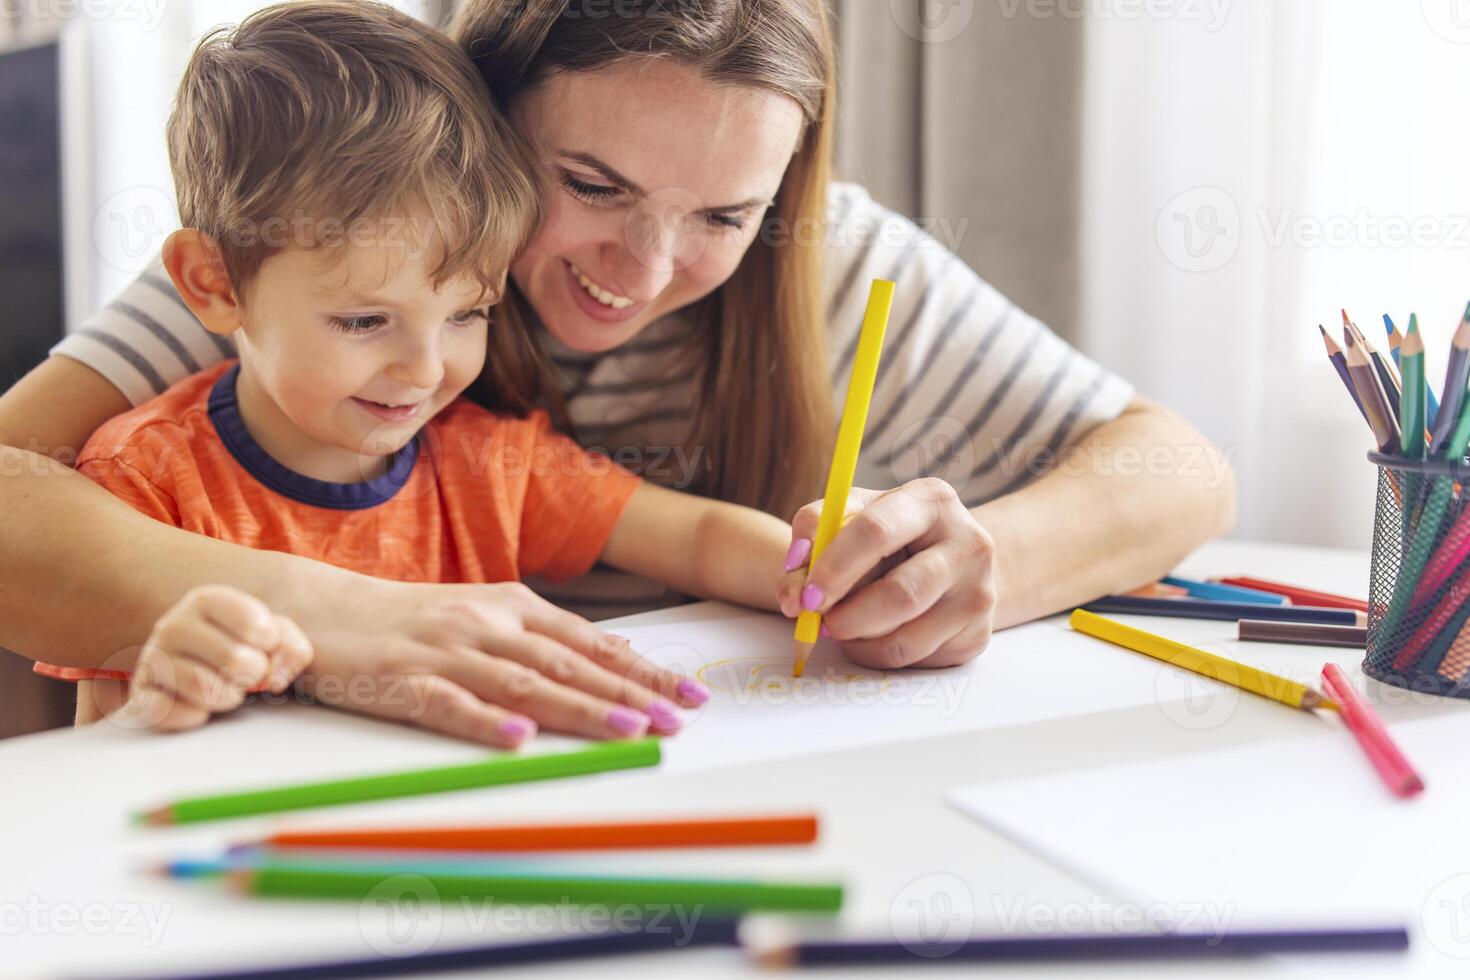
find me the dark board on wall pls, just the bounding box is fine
[0,38,72,737]
[0,38,65,394]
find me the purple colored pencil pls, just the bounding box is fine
[747,927,1409,967]
[1429,302,1470,448]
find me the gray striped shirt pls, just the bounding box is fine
[53,182,1133,620]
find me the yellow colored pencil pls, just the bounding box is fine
[1068,609,1336,711]
[793,279,895,677]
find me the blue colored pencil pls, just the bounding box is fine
[1161,575,1286,605]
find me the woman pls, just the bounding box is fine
[0,0,1233,741]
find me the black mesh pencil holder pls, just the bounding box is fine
[1364,451,1470,697]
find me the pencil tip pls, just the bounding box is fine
[1341,308,1351,327]
[1318,323,1327,337]
[1383,313,1395,333]
[1409,313,1419,334]
[1463,300,1470,322]
[792,641,814,678]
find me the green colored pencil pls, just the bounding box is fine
[231,861,844,913]
[135,738,661,826]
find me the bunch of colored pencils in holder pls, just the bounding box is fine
[1320,306,1470,694]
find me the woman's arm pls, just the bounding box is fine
[975,396,1236,626]
[782,396,1235,668]
[0,356,707,741]
[0,354,227,663]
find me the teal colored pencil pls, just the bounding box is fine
[232,861,844,913]
[135,738,662,825]
[1386,314,1439,427]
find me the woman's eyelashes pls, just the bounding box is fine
[558,172,748,232]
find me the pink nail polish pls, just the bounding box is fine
[784,538,813,572]
[677,678,710,706]
[499,717,536,742]
[801,583,825,612]
[644,700,683,733]
[607,706,649,737]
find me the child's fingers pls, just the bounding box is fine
[133,646,249,712]
[152,616,272,689]
[264,615,313,693]
[181,584,282,652]
[122,682,212,733]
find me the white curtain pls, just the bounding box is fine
[1082,0,1470,549]
[60,0,436,328]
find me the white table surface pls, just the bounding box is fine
[0,538,1456,978]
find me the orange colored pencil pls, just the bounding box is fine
[1320,664,1424,799]
[1124,583,1189,599]
[256,814,820,852]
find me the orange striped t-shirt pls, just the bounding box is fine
[36,361,641,683]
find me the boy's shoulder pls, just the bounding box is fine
[79,362,233,470]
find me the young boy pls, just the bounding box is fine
[35,1,798,742]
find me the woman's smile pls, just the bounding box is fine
[562,259,646,324]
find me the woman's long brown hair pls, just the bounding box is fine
[449,0,836,520]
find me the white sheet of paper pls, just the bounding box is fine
[610,610,1205,774]
[947,712,1470,936]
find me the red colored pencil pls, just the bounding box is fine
[255,814,820,852]
[1216,577,1368,613]
[1320,663,1424,798]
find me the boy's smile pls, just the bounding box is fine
[350,397,427,424]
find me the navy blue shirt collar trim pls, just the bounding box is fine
[207,363,419,511]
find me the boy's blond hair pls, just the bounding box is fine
[167,0,540,297]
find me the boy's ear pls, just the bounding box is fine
[161,230,243,336]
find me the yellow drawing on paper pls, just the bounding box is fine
[696,656,893,695]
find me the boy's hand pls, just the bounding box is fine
[118,585,313,732]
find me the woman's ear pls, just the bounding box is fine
[161,230,243,336]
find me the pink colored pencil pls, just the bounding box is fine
[1320,663,1424,798]
[1408,505,1470,612]
[1392,557,1470,671]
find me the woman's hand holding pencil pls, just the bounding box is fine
[778,279,997,673]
